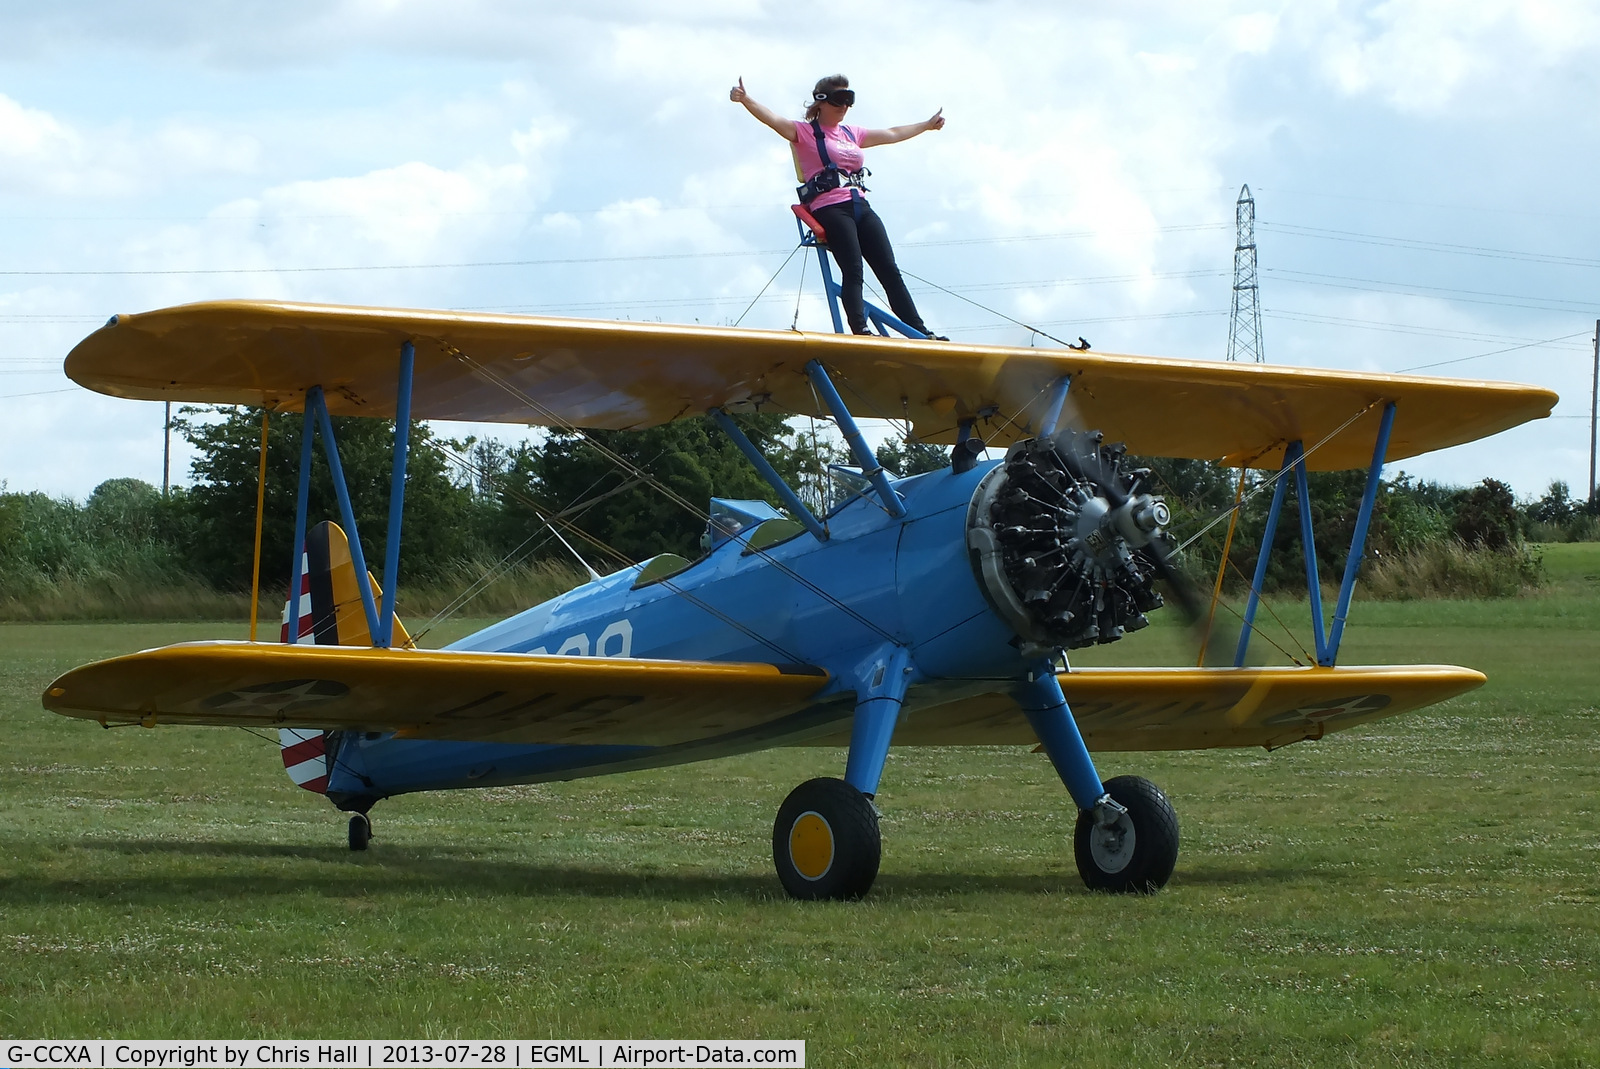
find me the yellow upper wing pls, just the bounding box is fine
[43,642,834,747]
[66,300,1555,471]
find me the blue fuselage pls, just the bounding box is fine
[326,459,1031,803]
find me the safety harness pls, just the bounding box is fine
[796,119,870,206]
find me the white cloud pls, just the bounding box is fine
[0,95,84,193]
[0,93,260,197]
[1303,0,1600,112]
[1224,11,1278,55]
[77,113,568,317]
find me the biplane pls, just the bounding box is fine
[43,279,1555,899]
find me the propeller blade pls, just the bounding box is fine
[1145,532,1240,665]
[1145,534,1204,624]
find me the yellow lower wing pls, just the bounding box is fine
[43,642,832,747]
[803,665,1485,751]
[44,647,1481,754]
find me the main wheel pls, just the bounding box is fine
[1074,775,1178,893]
[348,813,372,852]
[772,778,881,901]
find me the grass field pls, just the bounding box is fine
[3,545,1597,1065]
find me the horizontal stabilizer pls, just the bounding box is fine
[43,642,833,748]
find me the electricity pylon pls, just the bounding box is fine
[1226,185,1265,363]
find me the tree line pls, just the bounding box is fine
[0,406,1593,618]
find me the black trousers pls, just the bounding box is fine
[812,198,929,335]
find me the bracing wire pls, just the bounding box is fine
[901,269,1082,349]
[1173,401,1380,555]
[790,247,808,331]
[981,380,1056,443]
[411,527,557,644]
[733,242,804,328]
[1142,464,1314,666]
[1223,552,1314,666]
[447,348,899,645]
[407,445,652,642]
[235,725,369,807]
[1203,581,1309,667]
[426,439,807,662]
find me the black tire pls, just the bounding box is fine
[1073,775,1178,893]
[772,777,881,901]
[348,813,372,852]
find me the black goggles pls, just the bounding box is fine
[813,89,855,107]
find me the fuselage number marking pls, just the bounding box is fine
[529,619,633,659]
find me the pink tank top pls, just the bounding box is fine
[792,120,867,211]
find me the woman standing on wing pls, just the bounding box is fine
[731,74,945,339]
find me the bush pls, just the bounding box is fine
[1362,539,1544,600]
[0,480,240,620]
[1453,478,1520,549]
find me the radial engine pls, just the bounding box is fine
[967,429,1173,655]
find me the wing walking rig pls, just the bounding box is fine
[44,297,1555,897]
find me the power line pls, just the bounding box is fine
[0,223,1228,278]
[0,192,1232,226]
[1396,331,1591,372]
[1256,186,1600,224]
[0,248,788,277]
[1260,221,1600,270]
[0,387,77,399]
[1263,309,1591,349]
[1264,267,1600,315]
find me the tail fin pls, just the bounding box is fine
[276,520,408,794]
[278,520,411,648]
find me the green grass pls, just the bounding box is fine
[2,547,1597,1064]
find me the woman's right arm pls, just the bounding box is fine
[730,78,798,142]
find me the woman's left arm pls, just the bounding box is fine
[860,108,944,148]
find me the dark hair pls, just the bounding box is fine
[804,74,850,122]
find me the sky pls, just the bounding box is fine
[2,0,1597,503]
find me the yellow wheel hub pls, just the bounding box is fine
[789,811,835,880]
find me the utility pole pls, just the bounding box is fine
[162,401,171,497]
[1590,319,1598,506]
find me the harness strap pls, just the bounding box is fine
[810,118,835,172]
[797,119,869,206]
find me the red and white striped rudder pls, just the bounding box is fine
[280,550,313,642]
[278,549,327,792]
[278,728,329,793]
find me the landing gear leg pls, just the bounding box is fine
[772,645,911,901]
[348,812,372,852]
[1015,664,1178,893]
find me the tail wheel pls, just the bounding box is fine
[772,777,881,901]
[348,813,372,852]
[1074,775,1179,893]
